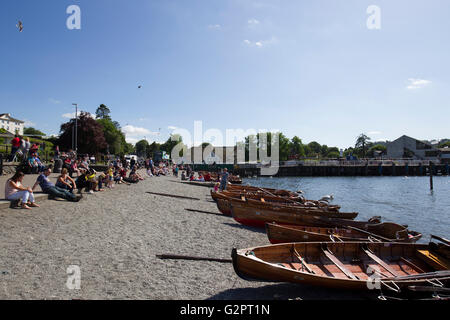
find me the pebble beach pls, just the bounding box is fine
[0,174,369,300]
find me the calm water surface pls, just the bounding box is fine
[242,176,450,243]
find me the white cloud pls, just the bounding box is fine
[62,111,82,119]
[49,98,61,104]
[243,37,277,48]
[248,18,260,26]
[168,126,178,130]
[23,119,35,127]
[208,24,221,30]
[122,125,161,144]
[122,125,152,136]
[407,78,431,90]
[367,131,382,135]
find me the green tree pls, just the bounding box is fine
[439,141,450,148]
[95,104,111,120]
[24,127,46,136]
[278,132,291,161]
[97,118,126,155]
[58,111,107,154]
[320,145,329,157]
[290,136,305,158]
[355,134,371,157]
[135,139,149,157]
[307,141,321,157]
[368,144,387,158]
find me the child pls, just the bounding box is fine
[107,165,114,188]
[214,182,220,192]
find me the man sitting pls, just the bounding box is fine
[27,154,45,174]
[32,167,82,202]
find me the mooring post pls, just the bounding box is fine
[429,162,434,191]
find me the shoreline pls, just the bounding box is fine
[0,174,371,300]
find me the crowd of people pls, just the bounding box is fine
[5,139,232,209]
[4,151,148,210]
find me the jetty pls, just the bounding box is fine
[233,160,450,177]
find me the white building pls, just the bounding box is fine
[0,113,25,135]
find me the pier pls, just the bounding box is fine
[234,160,450,177]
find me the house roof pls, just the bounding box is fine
[0,113,25,123]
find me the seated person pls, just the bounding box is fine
[5,171,40,209]
[181,171,187,180]
[129,168,144,181]
[123,169,139,184]
[204,172,212,181]
[189,173,195,181]
[70,159,80,178]
[56,168,77,193]
[197,174,205,182]
[75,169,91,193]
[96,173,107,191]
[85,169,98,193]
[29,143,40,156]
[27,153,45,173]
[62,157,72,171]
[32,167,82,202]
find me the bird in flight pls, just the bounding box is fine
[17,20,23,32]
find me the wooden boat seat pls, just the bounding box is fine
[416,250,449,271]
[361,245,400,277]
[321,245,358,280]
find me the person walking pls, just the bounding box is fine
[9,135,21,161]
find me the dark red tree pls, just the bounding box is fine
[58,111,107,154]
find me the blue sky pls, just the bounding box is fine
[1,0,449,148]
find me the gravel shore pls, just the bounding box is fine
[0,174,369,300]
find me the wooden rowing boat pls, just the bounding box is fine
[230,198,358,228]
[265,222,422,244]
[232,238,450,291]
[211,190,340,216]
[226,184,301,197]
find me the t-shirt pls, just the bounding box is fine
[37,174,54,191]
[221,172,229,184]
[12,137,21,148]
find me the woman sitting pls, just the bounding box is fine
[56,168,77,193]
[5,171,40,209]
[70,159,80,178]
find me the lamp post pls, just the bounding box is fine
[72,103,78,154]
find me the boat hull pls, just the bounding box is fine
[232,241,450,291]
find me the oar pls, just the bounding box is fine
[385,271,450,281]
[255,187,300,204]
[320,218,393,242]
[156,254,232,263]
[146,192,200,201]
[431,235,450,246]
[185,208,224,217]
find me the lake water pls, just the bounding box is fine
[242,176,450,243]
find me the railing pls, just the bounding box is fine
[236,159,442,168]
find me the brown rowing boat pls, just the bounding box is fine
[265,222,422,244]
[232,237,450,291]
[230,198,358,228]
[211,190,340,216]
